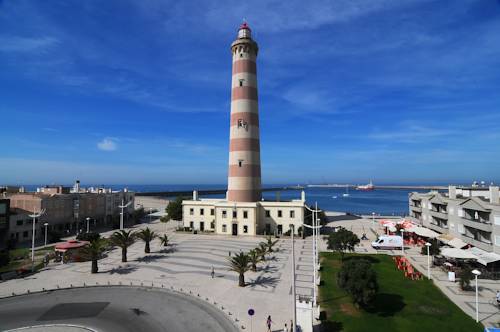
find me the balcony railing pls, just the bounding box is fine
[461,218,492,232]
[461,234,493,251]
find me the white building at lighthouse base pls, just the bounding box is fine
[182,191,306,236]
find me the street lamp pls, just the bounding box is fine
[86,217,91,233]
[472,269,481,323]
[290,224,297,332]
[401,229,405,255]
[43,223,49,247]
[371,212,375,228]
[28,208,45,272]
[119,199,132,230]
[301,222,322,307]
[150,207,153,224]
[425,242,431,280]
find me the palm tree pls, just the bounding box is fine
[160,234,169,247]
[80,238,107,273]
[137,227,157,253]
[110,230,136,262]
[248,249,261,272]
[257,243,267,262]
[263,236,279,253]
[228,252,250,287]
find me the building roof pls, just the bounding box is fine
[459,197,490,212]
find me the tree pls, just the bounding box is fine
[458,265,473,291]
[228,252,251,287]
[160,234,169,247]
[165,196,183,221]
[80,237,107,273]
[327,227,360,261]
[110,230,136,262]
[131,207,147,224]
[248,249,261,272]
[420,238,441,256]
[256,243,267,262]
[137,227,157,253]
[337,259,378,306]
[262,236,279,253]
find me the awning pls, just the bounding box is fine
[441,247,478,260]
[397,219,415,229]
[466,247,500,266]
[447,238,468,249]
[437,233,454,244]
[388,226,397,232]
[408,226,440,238]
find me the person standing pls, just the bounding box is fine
[266,315,273,332]
[211,266,215,278]
[283,322,289,332]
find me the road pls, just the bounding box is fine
[0,287,238,332]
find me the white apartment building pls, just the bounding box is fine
[409,185,500,255]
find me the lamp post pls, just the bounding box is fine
[43,223,49,247]
[28,209,45,272]
[371,212,375,228]
[119,199,132,230]
[291,225,296,332]
[472,269,481,323]
[301,222,322,307]
[401,229,405,255]
[86,217,91,233]
[425,242,431,280]
[150,207,153,223]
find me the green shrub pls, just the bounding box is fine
[458,265,473,291]
[0,250,10,267]
[76,232,101,242]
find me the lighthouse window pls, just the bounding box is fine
[237,119,248,130]
[239,79,244,86]
[238,160,243,167]
[240,53,243,58]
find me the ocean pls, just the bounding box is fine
[21,184,430,216]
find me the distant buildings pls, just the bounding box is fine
[1,180,134,245]
[409,185,500,255]
[182,23,306,236]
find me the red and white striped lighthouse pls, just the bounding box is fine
[227,22,262,202]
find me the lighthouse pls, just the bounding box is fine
[182,23,306,237]
[227,22,262,202]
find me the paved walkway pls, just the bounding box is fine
[1,219,315,332]
[328,218,500,328]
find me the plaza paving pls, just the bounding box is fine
[0,219,315,331]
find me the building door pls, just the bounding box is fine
[277,224,283,235]
[232,223,238,236]
[265,224,271,235]
[200,222,204,231]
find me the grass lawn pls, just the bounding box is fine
[319,252,483,332]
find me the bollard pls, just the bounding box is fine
[161,284,164,288]
[12,292,15,296]
[27,290,30,294]
[57,285,60,289]
[83,282,86,287]
[70,284,73,288]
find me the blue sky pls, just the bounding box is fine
[1,0,499,185]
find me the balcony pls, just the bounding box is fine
[428,222,448,233]
[461,235,493,252]
[410,205,422,213]
[430,209,448,219]
[461,218,492,232]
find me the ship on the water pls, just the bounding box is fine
[356,180,374,191]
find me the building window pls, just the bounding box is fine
[233,210,237,218]
[200,208,204,216]
[222,224,227,232]
[190,221,194,229]
[243,211,248,219]
[265,210,271,218]
[278,210,283,218]
[210,221,215,229]
[290,210,295,218]
[243,225,248,233]
[222,210,227,218]
[23,231,28,238]
[190,208,194,215]
[211,209,215,216]
[16,220,23,226]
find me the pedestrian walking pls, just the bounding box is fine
[211,266,215,278]
[266,315,273,332]
[283,322,289,332]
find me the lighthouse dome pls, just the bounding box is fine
[238,22,252,39]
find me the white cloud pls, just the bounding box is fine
[0,36,59,53]
[97,138,118,151]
